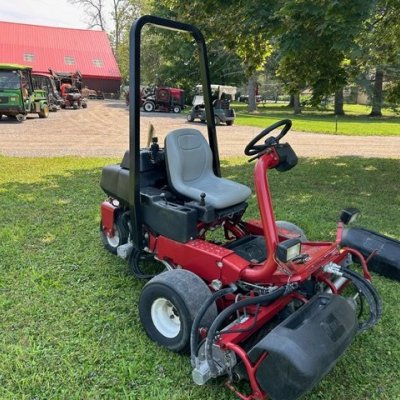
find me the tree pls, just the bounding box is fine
[274,0,374,114]
[146,0,278,111]
[69,0,107,30]
[355,0,400,116]
[69,0,141,58]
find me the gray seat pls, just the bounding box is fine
[165,128,251,209]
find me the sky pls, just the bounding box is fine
[0,0,110,29]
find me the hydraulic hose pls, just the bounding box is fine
[341,268,382,333]
[205,284,297,377]
[190,286,236,366]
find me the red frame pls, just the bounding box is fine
[143,147,372,399]
[105,146,371,399]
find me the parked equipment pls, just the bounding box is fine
[32,72,64,111]
[99,16,383,400]
[141,86,185,113]
[0,64,49,122]
[187,84,236,125]
[60,84,87,109]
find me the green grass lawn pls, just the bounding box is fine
[233,102,400,136]
[1,155,399,400]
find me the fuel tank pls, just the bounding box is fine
[248,294,357,400]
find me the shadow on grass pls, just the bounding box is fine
[0,156,399,400]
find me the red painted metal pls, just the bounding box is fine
[100,201,116,237]
[342,247,372,280]
[225,342,267,400]
[0,21,121,80]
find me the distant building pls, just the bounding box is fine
[0,21,121,94]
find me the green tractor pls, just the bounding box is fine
[0,64,49,122]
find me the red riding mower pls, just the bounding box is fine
[99,16,384,400]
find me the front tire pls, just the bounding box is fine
[172,105,181,113]
[139,269,217,353]
[276,220,307,242]
[38,105,49,118]
[143,101,155,112]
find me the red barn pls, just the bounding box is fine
[0,20,121,94]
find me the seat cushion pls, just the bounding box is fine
[165,128,251,209]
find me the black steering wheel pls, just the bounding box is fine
[244,119,292,156]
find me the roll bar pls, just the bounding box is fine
[128,15,220,249]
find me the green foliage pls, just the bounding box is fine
[0,155,399,399]
[275,0,374,102]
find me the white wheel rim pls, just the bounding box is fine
[144,103,153,111]
[106,224,119,247]
[151,297,180,338]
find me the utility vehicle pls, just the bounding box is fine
[32,72,64,112]
[187,84,236,125]
[99,16,386,400]
[140,85,185,113]
[60,84,88,109]
[0,64,49,122]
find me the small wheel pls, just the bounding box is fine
[73,103,78,110]
[139,269,217,353]
[187,114,194,122]
[15,114,26,123]
[276,220,307,242]
[60,104,66,109]
[100,214,128,254]
[143,101,155,112]
[200,119,206,123]
[38,105,49,118]
[173,105,181,113]
[214,116,220,126]
[226,120,234,126]
[82,102,88,109]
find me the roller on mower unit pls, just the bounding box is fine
[99,16,383,400]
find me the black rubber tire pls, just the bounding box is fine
[100,214,128,254]
[139,269,217,353]
[276,220,307,242]
[143,101,155,112]
[214,116,220,126]
[172,105,181,113]
[38,105,49,118]
[226,120,234,126]
[15,114,26,123]
[82,102,88,109]
[186,114,194,122]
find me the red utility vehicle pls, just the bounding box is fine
[99,16,384,400]
[141,85,185,113]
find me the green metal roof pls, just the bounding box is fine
[0,63,32,71]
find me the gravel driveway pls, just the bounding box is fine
[1,100,399,158]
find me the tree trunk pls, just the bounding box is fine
[293,93,301,114]
[369,69,384,117]
[248,75,257,112]
[288,94,294,107]
[334,89,345,115]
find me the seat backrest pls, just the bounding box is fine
[165,128,214,190]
